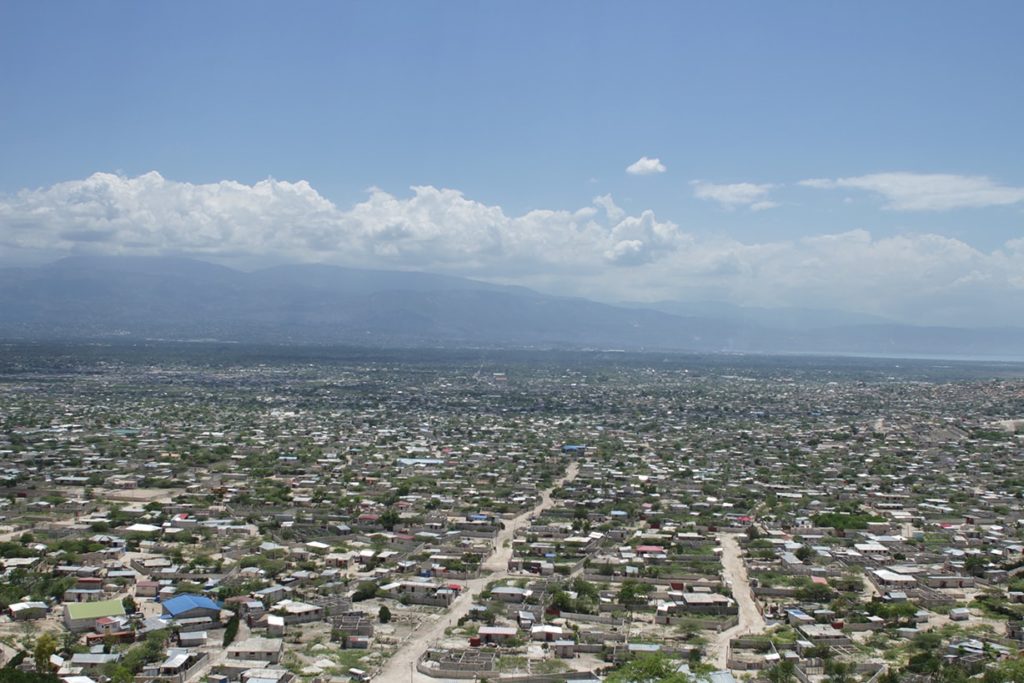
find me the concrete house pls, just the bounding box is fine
[227,637,283,664]
[64,599,127,633]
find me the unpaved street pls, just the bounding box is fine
[375,460,580,681]
[708,533,767,669]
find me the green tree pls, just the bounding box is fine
[604,653,694,683]
[379,508,400,531]
[0,671,61,683]
[963,555,988,577]
[141,630,168,663]
[122,596,137,614]
[982,656,1024,682]
[906,651,941,675]
[795,583,835,603]
[223,614,240,646]
[617,579,650,609]
[60,631,79,655]
[765,660,796,683]
[571,577,599,601]
[352,581,379,602]
[33,633,58,673]
[824,660,854,683]
[378,605,391,623]
[550,590,573,612]
[877,669,901,683]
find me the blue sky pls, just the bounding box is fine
[1,2,1023,324]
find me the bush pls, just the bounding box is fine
[223,614,240,646]
[122,596,137,614]
[0,671,59,683]
[352,581,379,602]
[812,512,883,530]
[795,583,835,603]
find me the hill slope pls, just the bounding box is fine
[0,256,1021,358]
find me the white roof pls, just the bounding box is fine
[873,569,917,583]
[10,601,48,611]
[479,626,517,635]
[161,653,190,669]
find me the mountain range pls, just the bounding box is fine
[1,255,1021,359]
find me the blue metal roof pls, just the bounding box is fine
[162,593,221,616]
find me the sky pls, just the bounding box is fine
[1,2,1023,326]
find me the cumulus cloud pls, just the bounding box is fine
[0,171,685,276]
[625,156,667,175]
[691,180,776,210]
[592,194,625,222]
[800,172,1024,211]
[1,171,1022,325]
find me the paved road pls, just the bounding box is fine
[708,533,767,669]
[375,460,580,682]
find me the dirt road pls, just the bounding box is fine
[861,573,881,601]
[375,460,580,681]
[483,461,579,572]
[708,533,767,669]
[0,514,88,542]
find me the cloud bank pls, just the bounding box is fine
[1,171,1022,326]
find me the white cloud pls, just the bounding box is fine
[691,180,776,210]
[625,156,666,175]
[1,171,1023,325]
[799,172,1024,211]
[0,171,685,276]
[592,194,625,222]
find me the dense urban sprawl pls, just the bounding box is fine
[1,344,1023,682]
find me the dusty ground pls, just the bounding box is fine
[374,460,580,682]
[707,533,767,669]
[91,487,187,504]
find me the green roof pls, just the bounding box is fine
[65,598,126,620]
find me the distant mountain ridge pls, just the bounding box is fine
[1,256,1022,359]
[622,299,894,330]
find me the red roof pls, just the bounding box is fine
[636,545,665,553]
